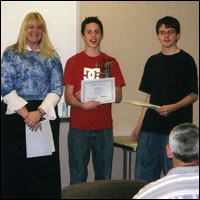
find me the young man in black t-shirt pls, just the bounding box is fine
[131,16,198,183]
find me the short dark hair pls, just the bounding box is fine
[156,16,180,34]
[81,16,103,35]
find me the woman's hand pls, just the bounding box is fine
[24,111,42,131]
[29,121,42,132]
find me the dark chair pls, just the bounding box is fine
[61,179,147,199]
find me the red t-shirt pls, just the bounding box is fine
[63,51,125,130]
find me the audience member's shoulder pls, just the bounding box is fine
[132,180,161,199]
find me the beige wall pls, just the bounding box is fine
[80,1,199,136]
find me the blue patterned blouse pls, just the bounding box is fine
[1,49,63,100]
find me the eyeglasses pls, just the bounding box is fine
[159,30,176,36]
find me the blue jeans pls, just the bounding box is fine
[68,128,113,185]
[135,132,172,183]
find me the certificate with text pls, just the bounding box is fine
[81,78,115,104]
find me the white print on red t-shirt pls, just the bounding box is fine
[84,68,100,80]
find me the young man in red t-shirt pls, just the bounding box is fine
[63,16,125,185]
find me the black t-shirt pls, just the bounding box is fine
[140,50,198,134]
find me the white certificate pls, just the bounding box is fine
[81,78,115,104]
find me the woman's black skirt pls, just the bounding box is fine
[1,101,61,199]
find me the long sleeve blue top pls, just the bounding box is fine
[1,49,63,100]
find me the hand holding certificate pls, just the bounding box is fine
[124,100,161,109]
[81,78,115,104]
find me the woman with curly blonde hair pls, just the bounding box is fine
[1,12,63,198]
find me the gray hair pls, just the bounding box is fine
[169,123,199,163]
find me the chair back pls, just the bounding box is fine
[61,179,147,199]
